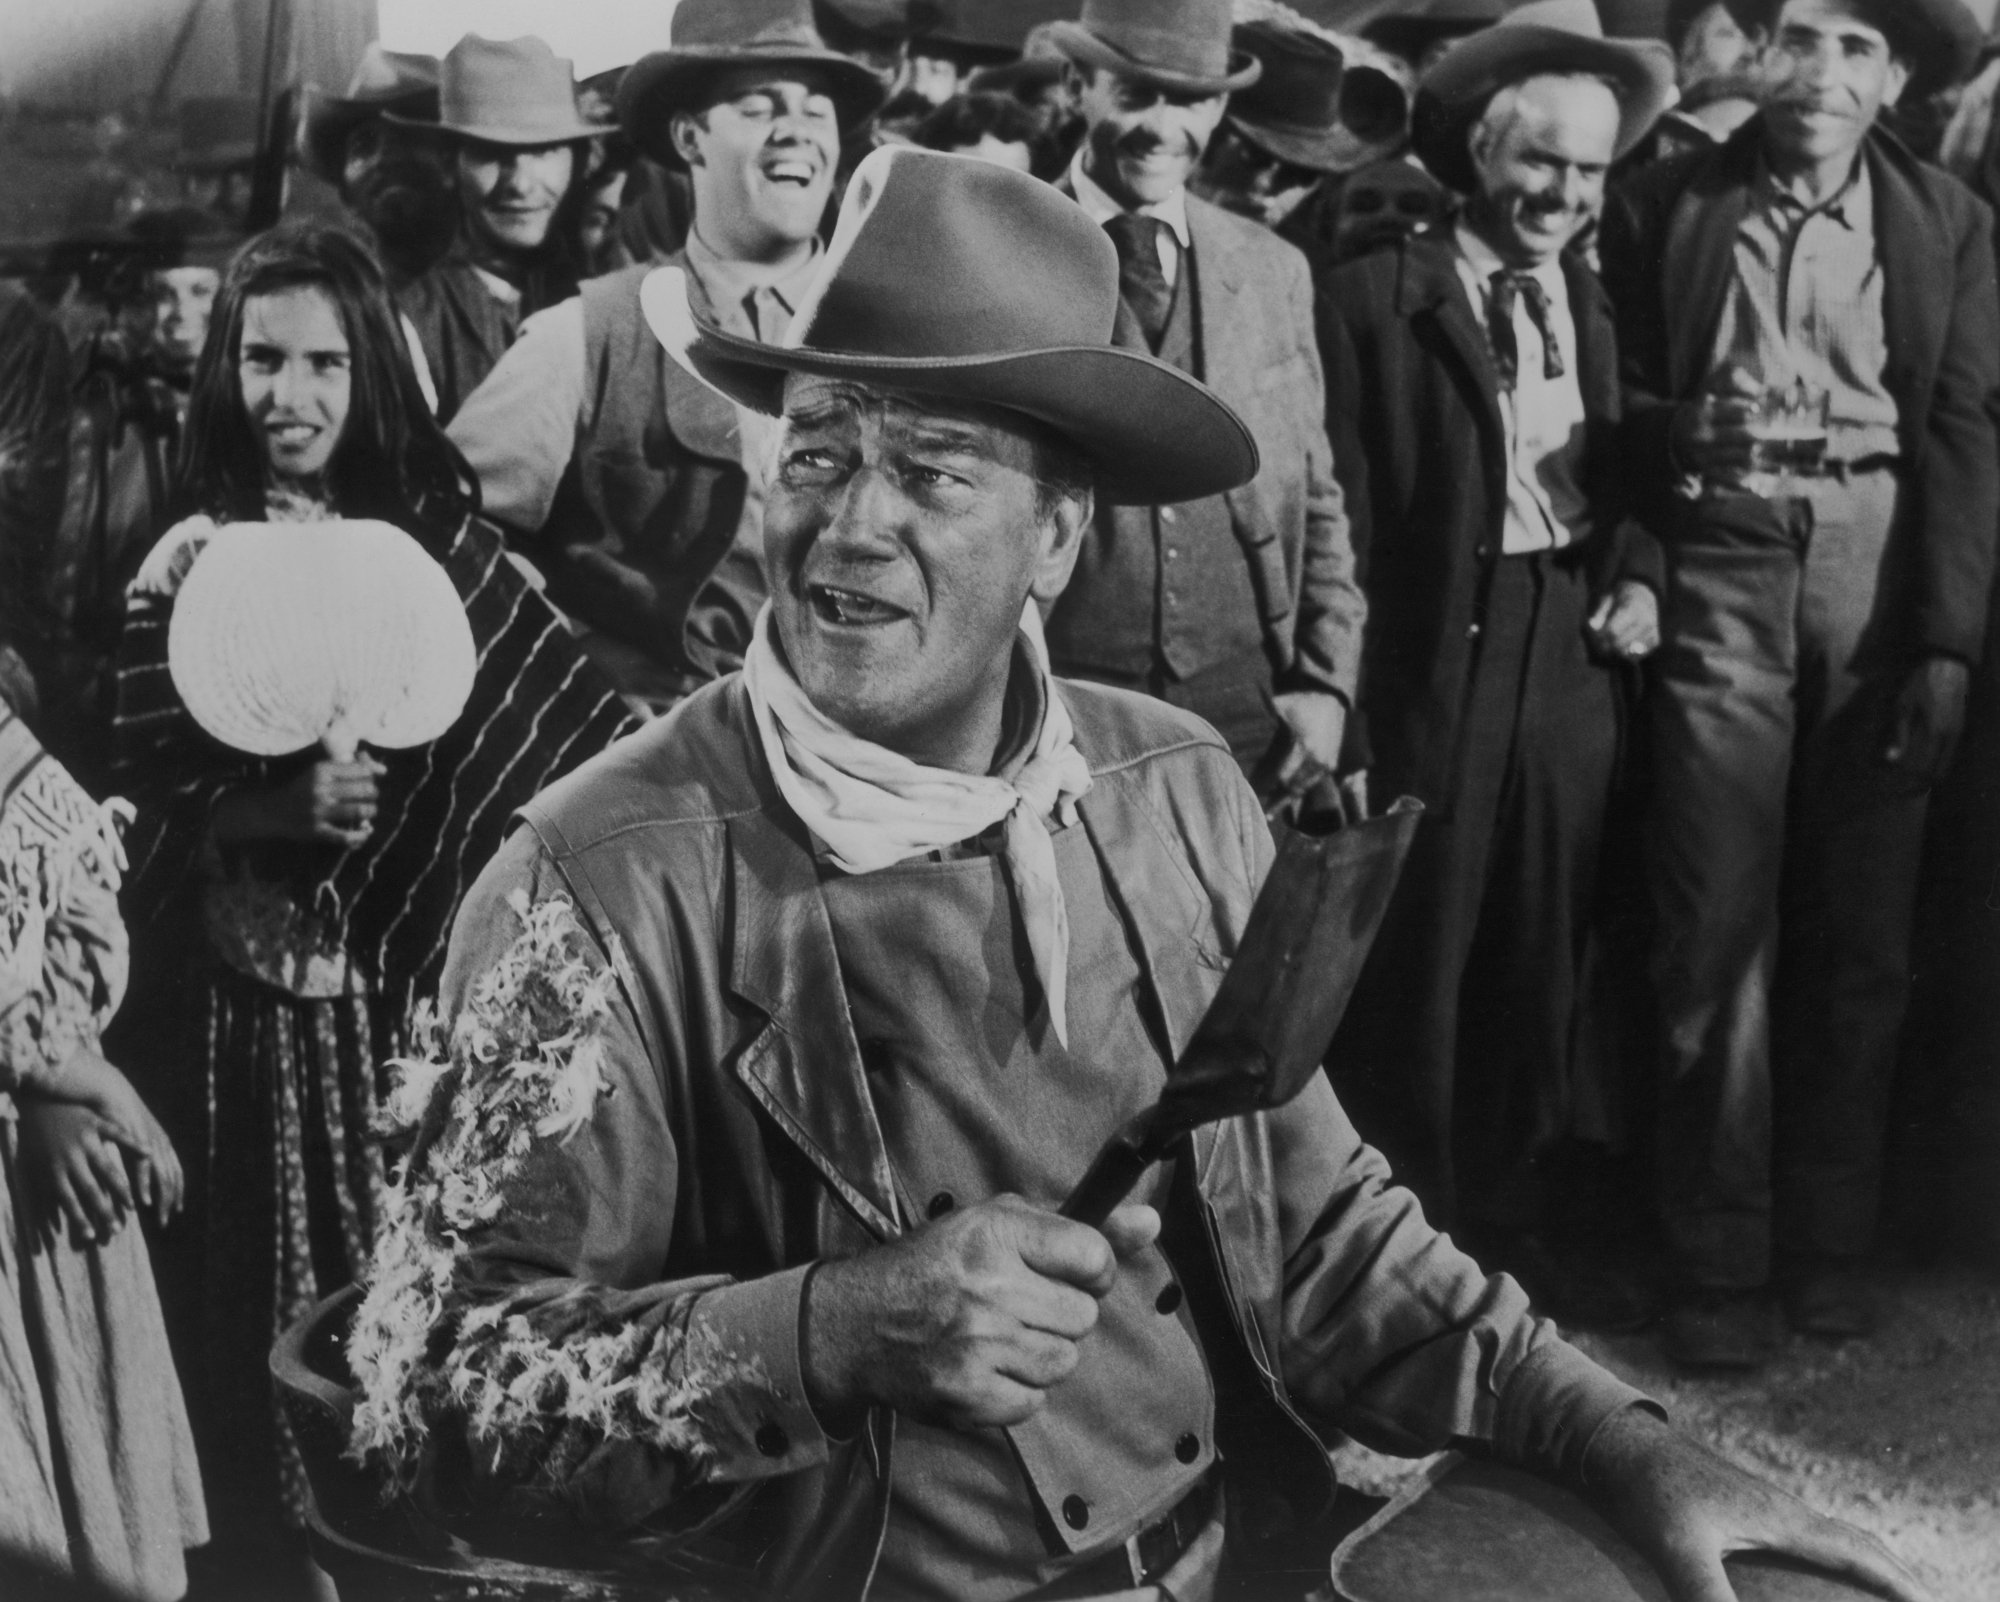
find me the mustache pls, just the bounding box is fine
[1114,127,1202,164]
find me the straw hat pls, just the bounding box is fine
[1411,0,1676,193]
[386,35,599,149]
[617,0,890,168]
[299,46,440,185]
[168,521,475,762]
[1047,0,1264,95]
[643,144,1258,505]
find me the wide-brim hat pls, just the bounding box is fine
[1365,0,1507,63]
[1047,0,1263,96]
[618,0,890,168]
[386,34,599,148]
[299,46,440,184]
[966,18,1070,95]
[1733,0,1983,98]
[1411,0,1677,193]
[642,144,1257,506]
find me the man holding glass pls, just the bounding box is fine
[1600,0,1996,1369]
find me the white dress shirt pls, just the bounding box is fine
[1067,149,1192,290]
[1453,225,1588,554]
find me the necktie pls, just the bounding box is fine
[1487,269,1566,391]
[1104,213,1173,349]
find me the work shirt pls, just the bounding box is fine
[1710,155,1902,462]
[1068,149,1192,290]
[1453,226,1589,554]
[449,234,821,536]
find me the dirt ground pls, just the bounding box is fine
[1331,1261,2000,1602]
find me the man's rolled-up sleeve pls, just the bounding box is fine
[1269,1080,1657,1485]
[348,825,831,1537]
[447,299,589,537]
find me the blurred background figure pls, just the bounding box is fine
[392,35,600,422]
[913,89,1042,169]
[111,222,630,1596]
[295,44,451,287]
[45,209,235,793]
[966,19,1084,170]
[1618,0,1766,167]
[1364,0,1509,76]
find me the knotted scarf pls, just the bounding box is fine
[743,605,1094,1045]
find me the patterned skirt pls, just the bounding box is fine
[194,963,396,1547]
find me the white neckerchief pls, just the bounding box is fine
[742,605,1094,1045]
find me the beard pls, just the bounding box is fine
[350,164,460,279]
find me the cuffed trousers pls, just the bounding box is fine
[1650,468,1927,1288]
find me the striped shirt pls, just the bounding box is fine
[1711,155,1902,461]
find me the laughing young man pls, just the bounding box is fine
[444,0,884,711]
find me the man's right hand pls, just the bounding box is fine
[803,1195,1160,1434]
[1670,367,1764,487]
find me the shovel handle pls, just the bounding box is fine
[1059,1126,1161,1228]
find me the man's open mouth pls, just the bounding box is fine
[763,158,818,188]
[809,584,909,626]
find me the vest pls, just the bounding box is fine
[537,263,749,702]
[1044,250,1266,681]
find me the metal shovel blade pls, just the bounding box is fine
[1061,797,1423,1225]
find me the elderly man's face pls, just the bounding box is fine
[672,69,841,253]
[765,377,1088,767]
[1072,66,1229,209]
[1467,73,1621,267]
[1679,2,1757,88]
[1761,0,1907,170]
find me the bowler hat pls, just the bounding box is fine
[617,0,890,168]
[644,145,1257,505]
[1226,20,1412,175]
[1733,0,1983,97]
[299,46,440,185]
[1411,0,1676,193]
[386,35,599,148]
[1047,0,1262,96]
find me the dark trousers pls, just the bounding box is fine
[1333,551,1619,1230]
[1060,649,1282,792]
[1649,470,1926,1288]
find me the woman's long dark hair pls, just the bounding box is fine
[173,221,478,547]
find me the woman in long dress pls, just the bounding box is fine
[110,222,633,1584]
[1,688,207,1601]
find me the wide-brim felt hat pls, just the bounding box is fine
[299,46,440,184]
[1226,19,1414,175]
[385,34,600,148]
[1412,0,1677,193]
[618,0,890,168]
[642,144,1257,506]
[1365,0,1507,62]
[1047,0,1262,96]
[1734,0,1983,97]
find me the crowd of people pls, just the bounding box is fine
[2,0,1997,1598]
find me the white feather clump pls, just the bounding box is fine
[168,520,475,762]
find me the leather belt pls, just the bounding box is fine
[1051,1466,1222,1597]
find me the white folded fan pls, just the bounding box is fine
[168,519,477,763]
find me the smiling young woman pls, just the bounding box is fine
[107,221,634,1588]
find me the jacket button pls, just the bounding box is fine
[1062,1495,1090,1530]
[1466,622,1482,639]
[755,1422,789,1458]
[1161,507,1177,524]
[1155,1283,1184,1315]
[1475,543,1493,560]
[926,1190,955,1219]
[1176,1433,1202,1464]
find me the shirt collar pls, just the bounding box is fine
[1067,149,1192,249]
[1453,223,1567,297]
[1753,149,1872,229]
[682,227,824,320]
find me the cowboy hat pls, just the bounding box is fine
[299,46,439,185]
[1226,20,1412,175]
[1047,0,1263,97]
[1733,0,1984,97]
[1411,0,1677,193]
[617,0,890,169]
[643,144,1258,505]
[386,35,599,148]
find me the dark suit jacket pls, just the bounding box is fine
[1599,118,2000,664]
[1318,232,1659,806]
[1055,184,1367,702]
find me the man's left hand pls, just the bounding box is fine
[1883,655,1970,789]
[1587,580,1661,662]
[1582,1407,1933,1602]
[1272,690,1347,798]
